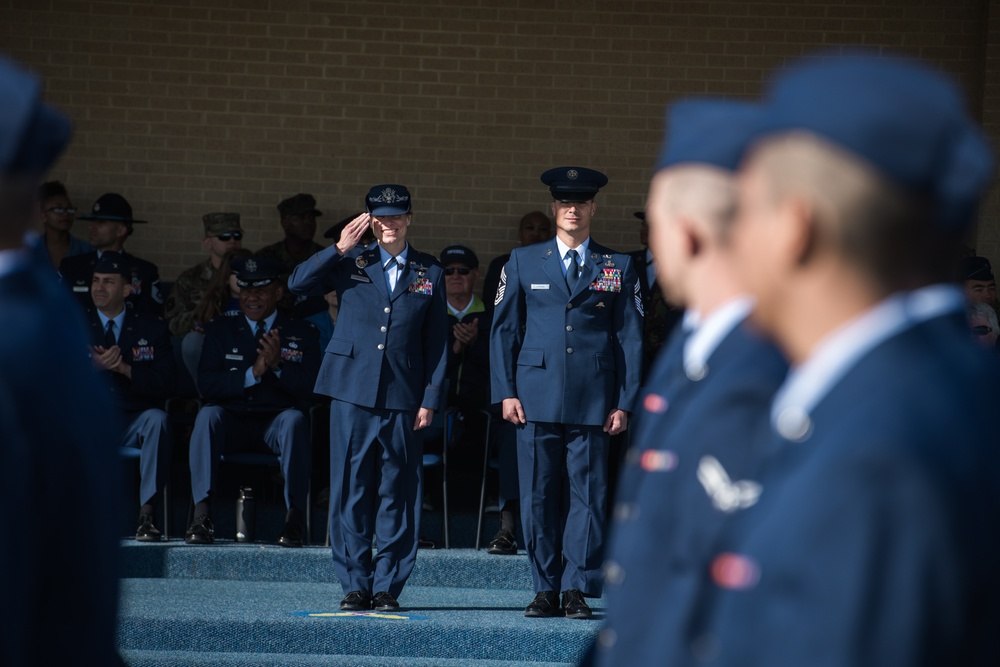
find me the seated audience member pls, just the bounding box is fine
[306,290,338,351]
[38,180,92,269]
[257,193,327,319]
[180,247,253,386]
[968,301,999,349]
[440,244,519,554]
[958,255,997,308]
[165,212,244,337]
[184,256,320,548]
[88,255,176,541]
[59,192,161,315]
[482,210,553,316]
[257,193,325,272]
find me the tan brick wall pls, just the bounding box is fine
[1,0,993,282]
[977,0,1000,265]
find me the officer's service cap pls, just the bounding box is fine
[366,184,412,216]
[959,256,994,282]
[202,212,242,236]
[656,99,764,172]
[232,256,283,289]
[324,212,363,240]
[93,255,130,277]
[440,245,479,269]
[78,193,147,225]
[752,51,995,233]
[540,167,608,202]
[278,193,322,217]
[0,57,72,176]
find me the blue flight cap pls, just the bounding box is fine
[366,184,412,216]
[0,57,73,175]
[754,51,995,233]
[540,166,608,202]
[656,99,764,172]
[233,256,283,288]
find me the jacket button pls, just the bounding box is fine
[566,325,573,332]
[377,343,385,350]
[567,347,574,354]
[380,326,387,332]
[383,307,391,314]
[566,303,573,310]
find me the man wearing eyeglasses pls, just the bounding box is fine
[165,212,244,337]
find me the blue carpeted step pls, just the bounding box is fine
[121,542,536,591]
[117,578,602,664]
[121,650,574,666]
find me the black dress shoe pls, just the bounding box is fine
[184,514,215,545]
[340,590,372,611]
[487,527,517,555]
[372,592,400,612]
[277,519,303,548]
[135,513,162,542]
[524,591,561,618]
[561,589,592,619]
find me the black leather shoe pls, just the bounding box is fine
[340,590,372,611]
[487,527,517,555]
[277,519,303,548]
[562,589,592,619]
[184,513,214,545]
[135,513,162,542]
[372,591,400,612]
[524,591,561,618]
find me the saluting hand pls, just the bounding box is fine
[335,212,371,255]
[603,409,628,436]
[502,397,527,426]
[252,328,282,378]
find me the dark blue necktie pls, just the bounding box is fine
[566,249,580,291]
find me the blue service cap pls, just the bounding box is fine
[754,51,995,233]
[0,57,73,175]
[233,256,283,288]
[656,99,764,172]
[540,166,608,202]
[366,184,412,216]
[93,254,130,277]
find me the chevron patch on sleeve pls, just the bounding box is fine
[634,279,644,317]
[495,266,507,306]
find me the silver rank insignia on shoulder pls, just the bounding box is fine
[138,338,147,346]
[356,257,368,269]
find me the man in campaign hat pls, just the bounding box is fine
[0,56,122,666]
[288,184,448,612]
[257,193,325,273]
[58,191,162,315]
[591,99,788,666]
[87,253,176,542]
[491,166,643,619]
[185,255,320,548]
[166,211,245,337]
[683,53,1000,666]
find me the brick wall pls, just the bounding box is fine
[1,0,994,281]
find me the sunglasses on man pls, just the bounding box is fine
[216,232,243,241]
[443,267,472,276]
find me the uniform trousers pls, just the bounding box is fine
[122,408,172,506]
[189,406,310,510]
[518,421,609,596]
[328,399,421,599]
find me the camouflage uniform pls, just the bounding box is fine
[166,212,243,336]
[165,258,216,336]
